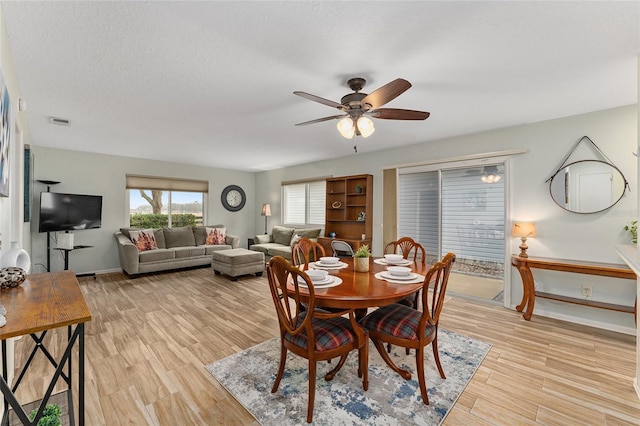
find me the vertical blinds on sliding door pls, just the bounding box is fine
[398,172,439,261]
[398,165,505,266]
[441,168,504,264]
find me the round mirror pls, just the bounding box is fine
[549,160,627,214]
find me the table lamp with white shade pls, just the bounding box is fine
[512,222,536,258]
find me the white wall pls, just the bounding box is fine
[29,147,256,274]
[0,3,32,260]
[257,105,638,333]
[0,4,33,395]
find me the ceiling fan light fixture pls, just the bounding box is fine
[357,116,375,138]
[481,174,501,183]
[481,165,501,183]
[337,116,355,139]
[295,77,429,141]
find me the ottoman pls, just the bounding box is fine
[212,248,265,281]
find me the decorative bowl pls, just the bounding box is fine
[386,266,412,277]
[384,254,404,264]
[0,267,26,289]
[305,269,328,283]
[319,256,339,265]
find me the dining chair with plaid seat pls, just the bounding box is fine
[266,256,369,423]
[360,252,455,405]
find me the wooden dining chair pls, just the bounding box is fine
[360,252,455,405]
[384,236,426,263]
[385,237,427,318]
[266,256,369,423]
[292,237,326,269]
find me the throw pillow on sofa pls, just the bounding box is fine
[193,225,225,245]
[164,226,196,248]
[295,228,321,239]
[206,227,227,245]
[129,229,158,251]
[272,226,295,246]
[290,234,301,247]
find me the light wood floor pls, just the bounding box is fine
[10,267,640,425]
[447,272,503,301]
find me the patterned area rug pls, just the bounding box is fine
[206,329,491,425]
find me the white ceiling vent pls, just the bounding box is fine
[48,116,71,126]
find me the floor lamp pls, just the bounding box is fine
[261,203,271,234]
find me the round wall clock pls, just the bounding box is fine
[221,185,246,212]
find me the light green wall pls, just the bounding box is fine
[257,104,638,333]
[29,147,256,273]
[29,105,637,332]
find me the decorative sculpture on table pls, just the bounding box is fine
[0,267,25,289]
[0,241,31,273]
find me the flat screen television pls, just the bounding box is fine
[38,192,103,233]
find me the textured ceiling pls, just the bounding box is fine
[2,1,638,172]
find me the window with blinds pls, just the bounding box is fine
[126,174,208,228]
[283,180,326,226]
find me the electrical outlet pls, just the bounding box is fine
[582,286,592,298]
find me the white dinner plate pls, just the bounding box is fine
[297,276,343,289]
[298,275,331,285]
[379,271,419,281]
[373,258,412,266]
[310,261,348,270]
[374,272,424,284]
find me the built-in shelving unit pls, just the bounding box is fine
[318,174,373,254]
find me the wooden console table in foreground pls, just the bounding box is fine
[511,255,637,321]
[0,271,92,425]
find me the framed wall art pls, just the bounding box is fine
[0,70,10,197]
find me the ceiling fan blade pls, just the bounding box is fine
[293,91,346,110]
[361,78,412,109]
[370,108,430,120]
[295,114,346,126]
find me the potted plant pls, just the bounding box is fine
[354,244,371,272]
[29,403,62,426]
[624,220,637,244]
[355,185,363,193]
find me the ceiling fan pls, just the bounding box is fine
[293,77,430,148]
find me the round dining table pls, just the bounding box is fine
[291,257,430,316]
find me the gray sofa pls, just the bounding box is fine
[249,225,322,261]
[115,225,239,275]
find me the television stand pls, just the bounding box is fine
[37,179,60,272]
[53,245,93,274]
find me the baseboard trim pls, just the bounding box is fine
[509,304,636,335]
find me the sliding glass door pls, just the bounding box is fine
[398,162,505,302]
